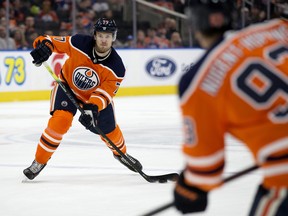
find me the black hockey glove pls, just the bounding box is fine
[173,172,208,214]
[78,104,99,130]
[30,40,54,66]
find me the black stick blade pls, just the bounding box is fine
[144,173,179,183]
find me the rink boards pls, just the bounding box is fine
[0,48,204,102]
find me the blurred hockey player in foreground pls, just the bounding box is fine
[173,1,288,215]
[23,18,142,180]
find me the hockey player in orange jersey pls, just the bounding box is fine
[173,1,288,215]
[23,18,142,180]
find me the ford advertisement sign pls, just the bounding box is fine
[145,56,176,78]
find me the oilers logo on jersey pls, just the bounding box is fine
[73,67,99,90]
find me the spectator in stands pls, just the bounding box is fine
[169,31,183,48]
[93,0,110,15]
[157,25,170,48]
[0,7,5,20]
[25,16,36,36]
[122,35,134,48]
[136,29,147,48]
[103,9,114,19]
[144,27,161,48]
[12,27,28,50]
[164,17,177,39]
[55,0,71,23]
[0,34,5,50]
[59,29,70,36]
[12,0,28,24]
[81,9,96,32]
[26,30,39,49]
[1,12,17,32]
[44,30,54,35]
[38,0,59,23]
[0,26,16,50]
[0,17,8,29]
[59,21,72,34]
[77,0,93,13]
[108,0,124,14]
[113,38,124,48]
[0,1,17,31]
[75,13,90,35]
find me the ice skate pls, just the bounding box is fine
[23,160,46,180]
[113,153,142,172]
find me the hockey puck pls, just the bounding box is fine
[159,179,167,183]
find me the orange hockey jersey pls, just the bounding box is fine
[179,19,288,191]
[33,34,125,111]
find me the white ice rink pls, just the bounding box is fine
[0,95,261,216]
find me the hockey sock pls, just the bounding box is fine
[35,110,73,164]
[101,124,127,155]
[249,184,288,216]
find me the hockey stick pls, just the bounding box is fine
[43,62,179,183]
[141,164,259,215]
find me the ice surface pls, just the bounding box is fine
[0,95,261,216]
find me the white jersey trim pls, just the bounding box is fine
[185,150,224,168]
[184,170,222,186]
[263,162,288,177]
[257,137,288,164]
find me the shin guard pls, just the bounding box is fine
[35,110,73,164]
[101,125,127,155]
[249,184,288,216]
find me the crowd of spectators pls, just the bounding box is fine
[0,0,287,50]
[233,0,288,29]
[119,17,184,49]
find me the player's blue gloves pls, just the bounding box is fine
[30,40,53,66]
[78,104,99,130]
[173,172,208,214]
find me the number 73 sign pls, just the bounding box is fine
[0,56,25,86]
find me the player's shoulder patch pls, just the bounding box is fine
[52,36,66,42]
